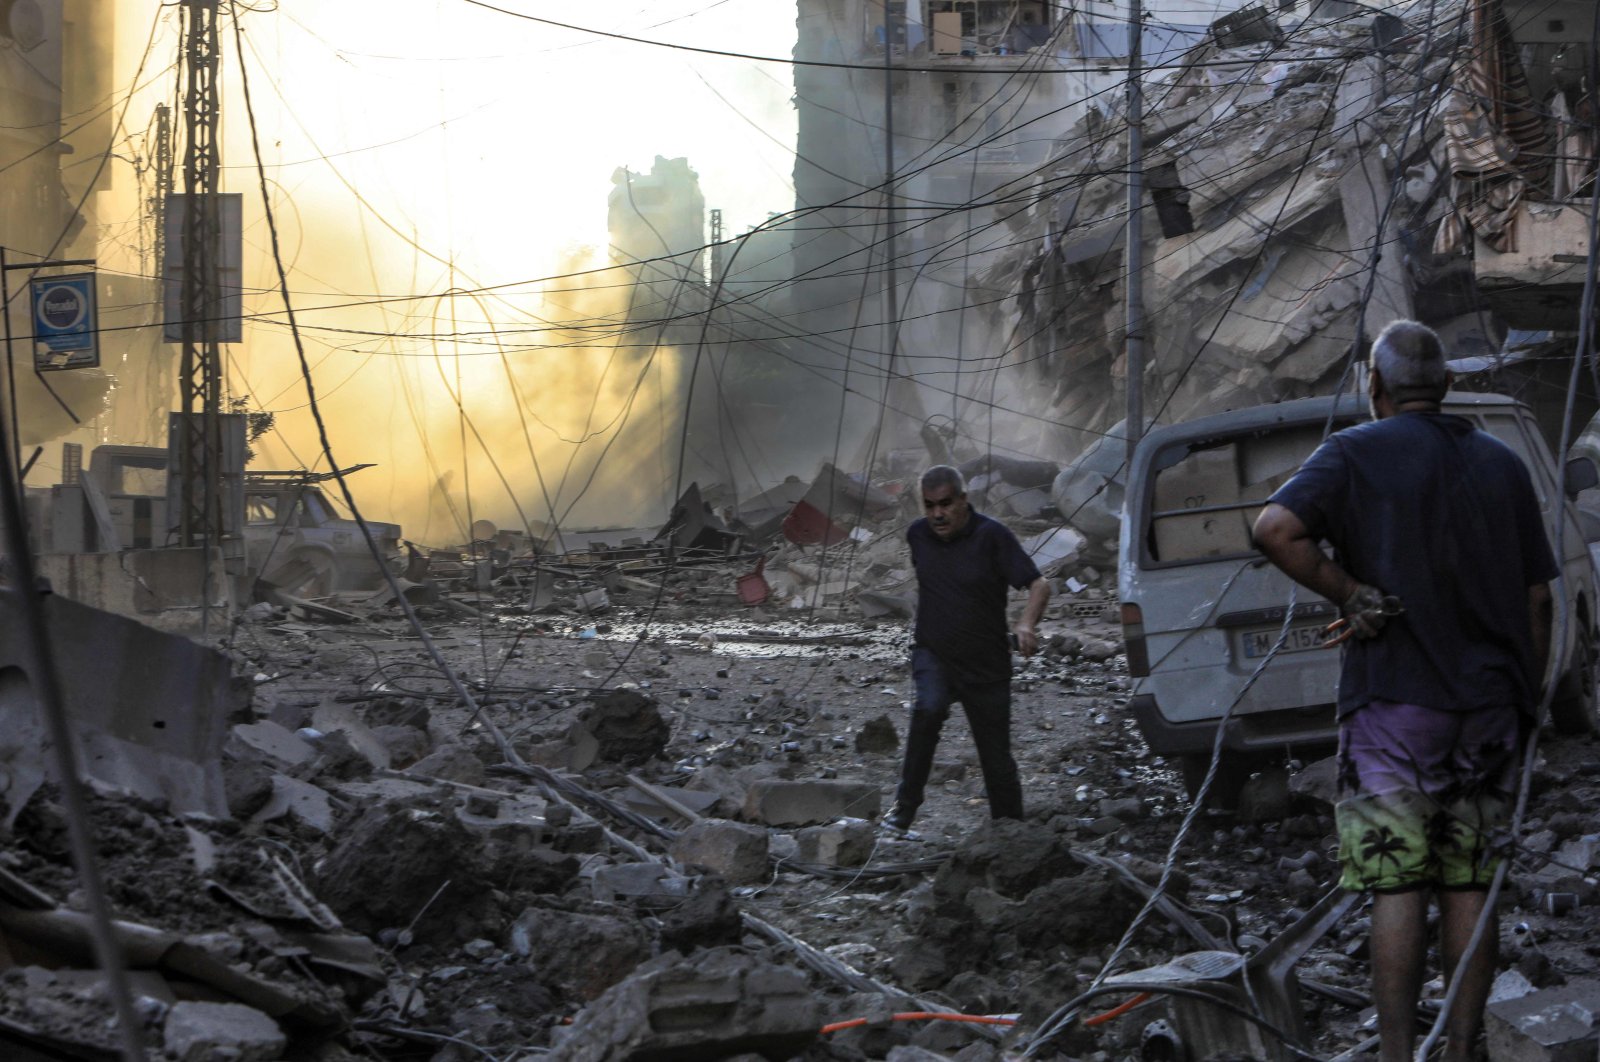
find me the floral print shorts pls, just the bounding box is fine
[1335,699,1522,892]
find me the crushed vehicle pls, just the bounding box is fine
[243,466,402,596]
[26,444,401,598]
[1118,392,1600,802]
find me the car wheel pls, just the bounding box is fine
[283,549,338,599]
[1550,623,1598,735]
[1179,751,1252,810]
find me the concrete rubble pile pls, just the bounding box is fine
[6,445,1600,1061]
[408,458,1108,631]
[983,0,1512,449]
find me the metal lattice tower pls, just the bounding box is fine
[708,208,723,285]
[150,103,173,281]
[177,0,223,548]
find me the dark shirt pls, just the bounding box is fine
[1269,411,1558,717]
[908,511,1042,684]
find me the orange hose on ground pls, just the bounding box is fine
[819,1012,1019,1035]
[1082,991,1153,1027]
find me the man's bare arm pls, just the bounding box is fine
[1529,581,1553,691]
[1014,576,1051,657]
[1252,503,1358,603]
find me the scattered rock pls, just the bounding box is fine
[162,1001,285,1062]
[222,759,275,819]
[370,724,432,769]
[314,800,488,942]
[409,744,488,787]
[855,714,900,754]
[510,905,651,1000]
[550,946,819,1061]
[742,779,880,826]
[795,820,875,866]
[668,819,770,885]
[580,690,669,765]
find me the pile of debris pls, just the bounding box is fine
[986,1,1491,446]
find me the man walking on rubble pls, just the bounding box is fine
[883,465,1052,833]
[1253,320,1555,1062]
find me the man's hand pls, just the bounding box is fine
[1013,624,1039,657]
[1340,583,1391,640]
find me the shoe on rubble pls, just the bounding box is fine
[880,802,916,835]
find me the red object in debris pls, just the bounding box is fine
[736,555,770,606]
[782,500,850,547]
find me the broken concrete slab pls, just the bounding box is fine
[575,587,611,613]
[592,862,695,909]
[251,774,335,834]
[0,589,232,819]
[408,745,488,787]
[549,946,819,1061]
[1485,979,1600,1062]
[668,819,770,885]
[796,820,874,867]
[310,702,392,770]
[743,779,881,826]
[858,590,915,618]
[162,1000,286,1062]
[369,724,432,769]
[227,721,316,769]
[510,906,651,1001]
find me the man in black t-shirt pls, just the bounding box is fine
[1254,320,1555,1062]
[883,465,1051,833]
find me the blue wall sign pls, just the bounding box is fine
[32,272,99,370]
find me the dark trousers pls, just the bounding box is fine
[895,647,1023,820]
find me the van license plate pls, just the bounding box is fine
[1241,624,1327,658]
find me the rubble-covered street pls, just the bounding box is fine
[6,497,1600,1059]
[9,0,1600,1057]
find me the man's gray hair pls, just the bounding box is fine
[1371,319,1447,401]
[920,465,965,495]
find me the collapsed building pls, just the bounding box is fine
[981,0,1600,453]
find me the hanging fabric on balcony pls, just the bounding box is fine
[1433,0,1552,254]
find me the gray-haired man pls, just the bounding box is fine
[885,465,1051,833]
[1253,320,1554,1062]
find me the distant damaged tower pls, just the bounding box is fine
[608,157,707,328]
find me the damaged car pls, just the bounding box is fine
[1119,391,1600,802]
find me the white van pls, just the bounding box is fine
[1118,392,1600,802]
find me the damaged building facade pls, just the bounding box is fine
[789,0,1258,462]
[984,0,1600,451]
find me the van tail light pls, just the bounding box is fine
[1121,602,1150,677]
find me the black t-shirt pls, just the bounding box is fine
[1269,411,1559,716]
[908,511,1042,684]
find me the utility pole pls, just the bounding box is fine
[1125,0,1145,452]
[150,103,173,281]
[881,1,901,380]
[176,1,224,559]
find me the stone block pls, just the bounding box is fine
[743,779,880,826]
[251,774,334,833]
[795,820,875,866]
[668,820,770,884]
[163,1001,285,1062]
[592,862,694,909]
[1289,755,1338,808]
[1097,796,1144,821]
[552,945,819,1061]
[227,721,314,768]
[1485,980,1600,1062]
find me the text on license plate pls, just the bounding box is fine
[1241,623,1328,658]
